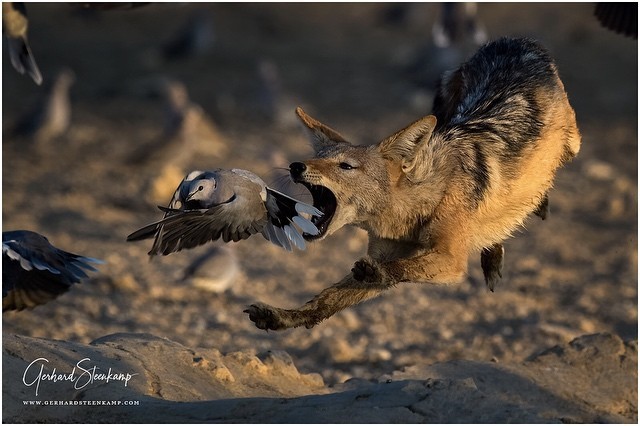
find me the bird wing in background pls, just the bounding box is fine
[2,2,42,85]
[2,230,103,311]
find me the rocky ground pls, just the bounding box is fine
[2,3,637,422]
[3,332,636,423]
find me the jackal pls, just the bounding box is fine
[245,37,581,330]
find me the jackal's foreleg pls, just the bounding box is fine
[245,251,468,331]
[364,252,467,285]
[245,271,394,331]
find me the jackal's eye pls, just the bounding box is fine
[339,162,356,170]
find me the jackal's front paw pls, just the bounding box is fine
[352,258,382,282]
[244,303,288,331]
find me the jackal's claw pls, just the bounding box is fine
[244,303,286,331]
[352,258,379,282]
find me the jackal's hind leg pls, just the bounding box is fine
[480,243,504,292]
[533,193,549,220]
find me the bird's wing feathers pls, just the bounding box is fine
[141,192,269,256]
[2,260,72,311]
[2,233,102,283]
[262,187,322,251]
[125,170,205,242]
[2,231,103,311]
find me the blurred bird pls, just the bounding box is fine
[3,230,104,312]
[127,168,323,256]
[594,3,638,39]
[161,79,227,156]
[404,3,487,92]
[256,59,299,128]
[378,3,412,27]
[2,2,42,85]
[12,68,75,146]
[180,246,239,293]
[127,78,229,205]
[129,79,228,168]
[163,8,215,61]
[432,3,487,49]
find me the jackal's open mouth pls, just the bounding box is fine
[299,182,337,240]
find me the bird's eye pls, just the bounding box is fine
[198,185,204,191]
[339,162,355,170]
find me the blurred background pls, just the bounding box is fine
[2,3,637,385]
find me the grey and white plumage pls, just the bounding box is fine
[3,2,42,85]
[127,168,323,256]
[2,230,103,312]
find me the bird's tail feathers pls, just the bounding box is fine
[262,224,294,251]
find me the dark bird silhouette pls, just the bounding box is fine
[3,230,104,311]
[594,3,638,39]
[432,2,487,48]
[12,68,75,146]
[163,8,215,60]
[2,2,42,85]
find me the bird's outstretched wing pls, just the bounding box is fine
[127,192,268,256]
[126,170,204,242]
[2,231,103,311]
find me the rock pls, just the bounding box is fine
[2,332,636,423]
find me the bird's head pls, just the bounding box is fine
[186,178,216,202]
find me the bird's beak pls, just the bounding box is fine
[186,190,198,202]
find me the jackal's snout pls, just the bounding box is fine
[289,162,307,181]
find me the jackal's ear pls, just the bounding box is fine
[379,115,437,182]
[379,115,437,160]
[296,107,350,153]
